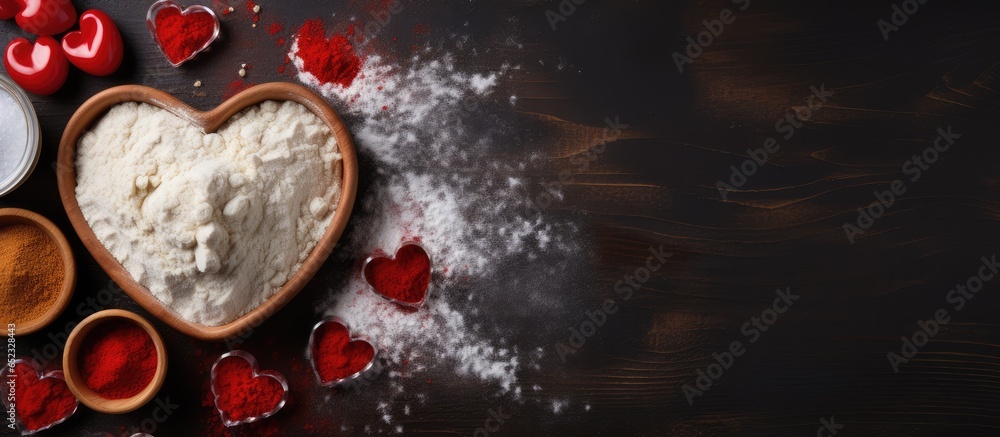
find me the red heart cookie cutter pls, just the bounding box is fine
[210,351,288,427]
[307,317,378,387]
[145,0,220,67]
[362,242,432,308]
[0,357,78,434]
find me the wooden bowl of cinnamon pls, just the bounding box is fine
[0,208,76,336]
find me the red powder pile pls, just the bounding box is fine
[78,320,157,399]
[9,363,77,432]
[312,322,375,383]
[213,356,285,422]
[154,7,217,64]
[293,19,361,88]
[364,244,431,304]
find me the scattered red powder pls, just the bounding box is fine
[223,80,253,99]
[382,106,388,111]
[245,0,256,12]
[413,23,431,35]
[213,356,285,423]
[78,320,158,399]
[364,244,431,304]
[7,362,77,432]
[276,37,286,46]
[293,19,361,88]
[154,7,217,64]
[311,322,375,383]
[277,65,285,74]
[268,22,283,34]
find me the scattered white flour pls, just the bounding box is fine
[75,100,342,326]
[292,51,505,167]
[551,399,568,414]
[295,53,525,388]
[294,33,586,431]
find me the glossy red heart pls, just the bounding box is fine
[0,358,79,433]
[14,0,77,35]
[61,9,123,76]
[308,319,376,385]
[363,244,431,306]
[211,352,287,426]
[4,36,69,95]
[0,0,22,20]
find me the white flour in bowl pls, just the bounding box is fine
[75,100,342,326]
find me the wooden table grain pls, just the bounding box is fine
[2,0,1000,435]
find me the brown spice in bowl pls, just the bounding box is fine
[0,224,65,324]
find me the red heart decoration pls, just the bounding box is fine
[211,351,287,427]
[308,318,376,385]
[149,1,219,67]
[0,358,78,433]
[363,243,431,306]
[61,9,123,76]
[14,0,77,35]
[0,0,22,20]
[4,35,69,95]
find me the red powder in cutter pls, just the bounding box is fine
[7,362,77,432]
[312,322,374,382]
[154,7,217,64]
[213,356,285,423]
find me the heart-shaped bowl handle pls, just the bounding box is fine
[145,0,220,67]
[0,357,79,435]
[307,316,380,387]
[360,241,432,308]
[210,350,288,427]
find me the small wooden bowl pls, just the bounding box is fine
[63,309,168,414]
[56,83,358,341]
[0,208,76,335]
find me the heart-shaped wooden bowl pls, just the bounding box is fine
[56,82,357,341]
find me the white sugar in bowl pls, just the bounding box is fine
[0,74,41,197]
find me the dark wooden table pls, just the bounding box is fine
[3,0,1000,435]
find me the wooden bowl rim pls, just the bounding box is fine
[0,207,77,336]
[56,82,358,341]
[62,309,168,414]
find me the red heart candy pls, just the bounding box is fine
[309,319,376,385]
[0,0,22,20]
[4,36,69,95]
[363,244,431,306]
[15,0,77,35]
[61,9,123,76]
[150,2,218,66]
[211,352,287,426]
[0,358,78,433]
